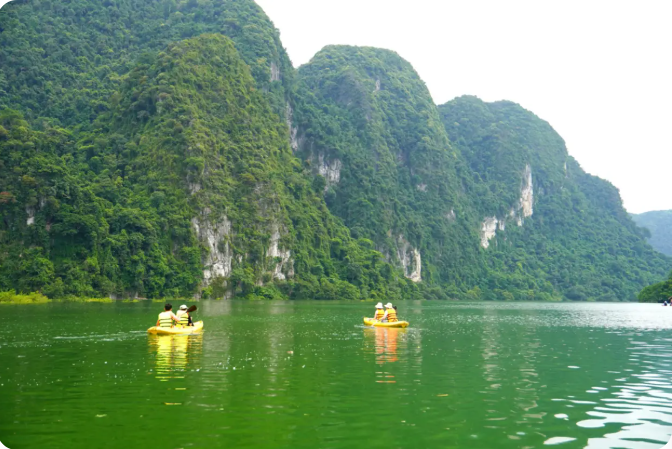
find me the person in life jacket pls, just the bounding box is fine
[156,304,181,328]
[176,304,193,327]
[374,302,385,321]
[382,302,398,323]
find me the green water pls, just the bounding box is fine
[1,301,671,449]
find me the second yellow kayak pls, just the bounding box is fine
[363,317,409,328]
[148,321,204,335]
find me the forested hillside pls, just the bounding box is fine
[0,0,293,126]
[0,0,668,301]
[293,46,484,297]
[632,210,672,256]
[439,96,670,301]
[0,1,412,300]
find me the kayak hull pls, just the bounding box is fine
[148,321,204,335]
[363,317,409,328]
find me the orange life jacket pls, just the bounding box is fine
[385,308,398,322]
[374,309,385,320]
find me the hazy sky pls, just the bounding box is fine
[0,0,669,213]
[254,0,671,214]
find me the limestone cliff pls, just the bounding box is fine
[440,96,670,301]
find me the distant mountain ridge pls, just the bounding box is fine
[632,210,672,256]
[0,0,669,300]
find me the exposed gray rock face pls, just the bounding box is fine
[480,217,498,248]
[518,164,534,222]
[317,153,342,186]
[26,207,35,226]
[268,224,294,281]
[416,184,427,192]
[397,235,422,282]
[188,182,201,194]
[191,212,233,286]
[480,164,534,247]
[285,103,300,151]
[270,62,281,82]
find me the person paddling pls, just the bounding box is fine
[156,303,181,328]
[176,304,194,327]
[382,302,398,323]
[374,302,385,321]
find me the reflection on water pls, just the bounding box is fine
[149,334,203,381]
[363,327,413,385]
[577,337,672,448]
[363,327,407,365]
[2,301,672,449]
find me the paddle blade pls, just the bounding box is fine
[187,305,197,313]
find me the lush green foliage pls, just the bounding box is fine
[1,0,668,302]
[440,96,671,301]
[637,273,672,303]
[632,210,672,256]
[294,46,484,290]
[0,32,411,300]
[0,0,293,128]
[0,290,49,304]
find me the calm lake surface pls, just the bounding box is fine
[1,301,671,449]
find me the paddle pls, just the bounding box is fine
[187,305,197,313]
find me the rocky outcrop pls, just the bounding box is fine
[519,164,534,221]
[267,224,294,281]
[26,207,35,226]
[285,103,301,152]
[191,212,233,286]
[397,235,422,282]
[317,153,342,187]
[481,165,534,247]
[188,182,201,194]
[270,62,281,82]
[480,217,498,248]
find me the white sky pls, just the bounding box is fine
[254,0,672,214]
[1,0,670,213]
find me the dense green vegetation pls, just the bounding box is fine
[632,210,672,256]
[0,31,412,301]
[638,273,672,303]
[0,0,293,127]
[632,210,672,301]
[0,290,49,304]
[440,96,671,301]
[1,0,668,301]
[293,47,485,295]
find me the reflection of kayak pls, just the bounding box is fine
[363,317,409,328]
[147,321,204,335]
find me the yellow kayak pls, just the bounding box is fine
[363,317,409,328]
[147,321,204,335]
